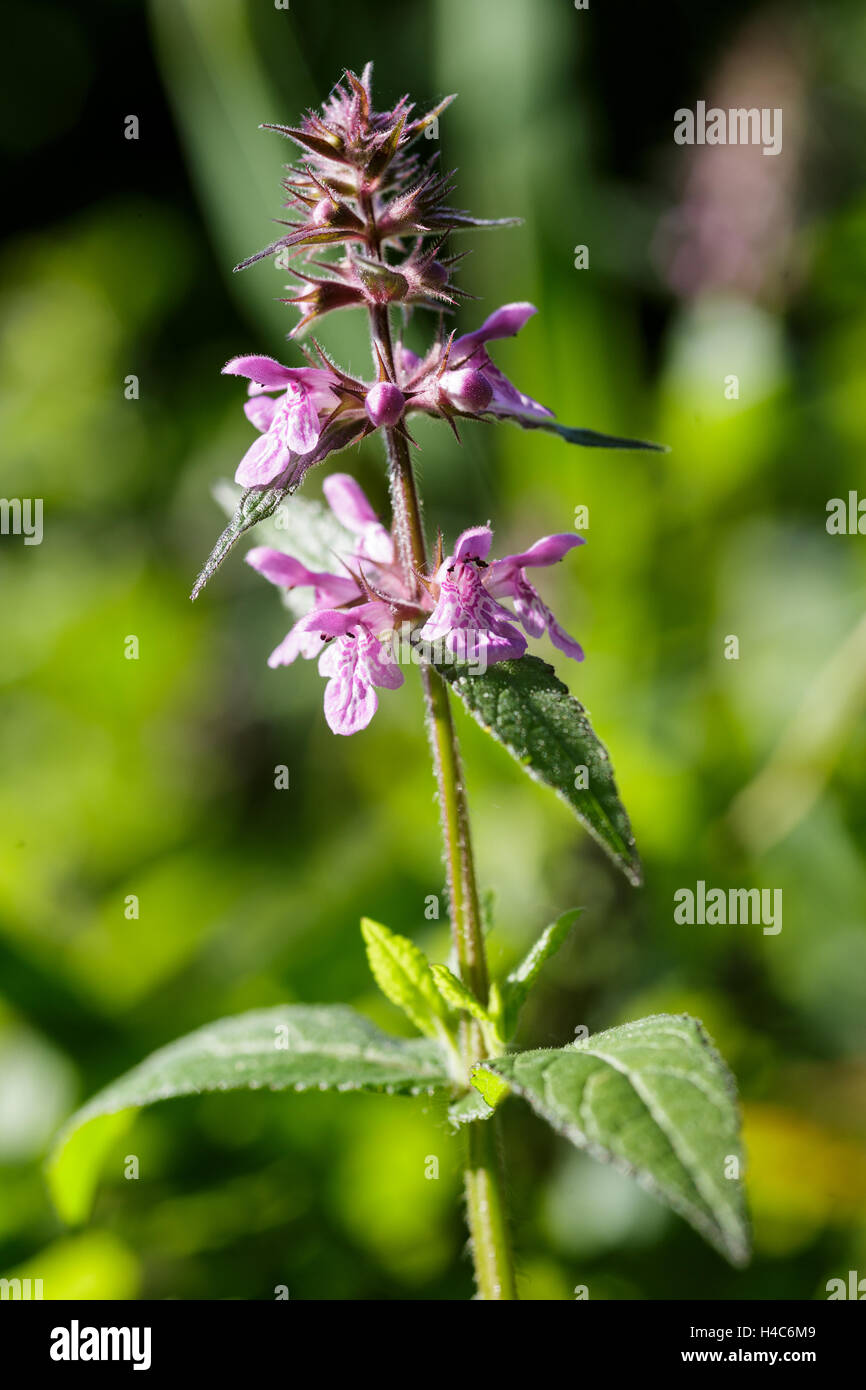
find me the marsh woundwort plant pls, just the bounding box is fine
[49,66,750,1299]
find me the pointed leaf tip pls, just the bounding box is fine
[544,421,668,452]
[499,908,584,1038]
[191,482,291,600]
[426,654,642,887]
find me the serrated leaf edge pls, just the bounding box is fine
[479,1014,750,1267]
[440,657,642,887]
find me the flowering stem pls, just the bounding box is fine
[420,663,488,1003]
[366,300,517,1299]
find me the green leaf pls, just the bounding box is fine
[48,1005,451,1224]
[472,1014,749,1265]
[47,1111,137,1227]
[480,887,496,935]
[470,1067,511,1111]
[433,654,641,886]
[361,918,450,1041]
[191,482,291,600]
[498,908,583,1039]
[538,420,668,452]
[198,406,368,601]
[504,411,667,451]
[212,481,357,618]
[429,964,490,1025]
[448,1089,495,1128]
[430,963,501,1054]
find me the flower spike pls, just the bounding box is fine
[243,475,585,733]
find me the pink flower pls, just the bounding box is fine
[320,471,394,566]
[245,549,359,614]
[444,302,553,423]
[419,525,585,664]
[317,610,405,737]
[223,355,342,487]
[418,528,527,664]
[397,305,664,452]
[246,475,414,735]
[400,304,553,426]
[437,367,493,414]
[486,533,586,659]
[245,473,585,733]
[365,382,406,428]
[263,601,404,736]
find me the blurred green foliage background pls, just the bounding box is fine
[1,0,865,1300]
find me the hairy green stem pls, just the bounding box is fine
[366,300,517,1300]
[419,655,488,1005]
[465,1116,518,1301]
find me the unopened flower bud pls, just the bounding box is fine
[426,261,450,287]
[365,382,406,428]
[356,258,409,304]
[312,197,339,226]
[440,368,493,414]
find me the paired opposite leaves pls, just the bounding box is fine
[472,1013,749,1266]
[48,998,750,1267]
[433,655,641,886]
[48,1005,451,1224]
